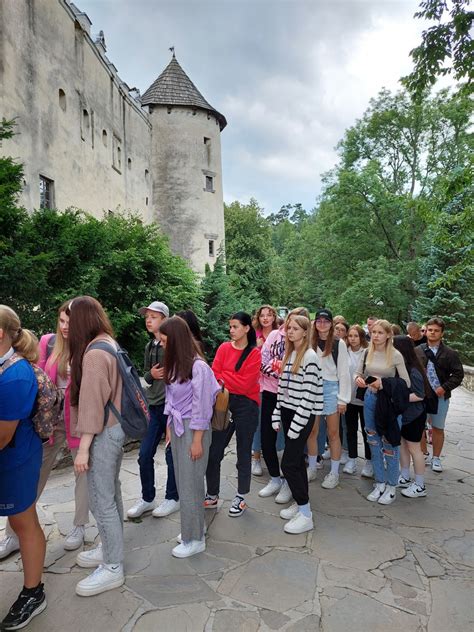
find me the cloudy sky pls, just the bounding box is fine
[79,0,425,214]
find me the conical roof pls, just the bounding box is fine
[142,55,227,130]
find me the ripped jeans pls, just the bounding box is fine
[363,390,400,486]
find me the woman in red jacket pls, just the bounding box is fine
[205,312,261,517]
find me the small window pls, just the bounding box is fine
[127,157,132,170]
[58,89,66,111]
[112,135,122,172]
[117,147,121,170]
[39,175,54,209]
[102,130,108,146]
[205,175,214,192]
[204,137,210,145]
[145,169,149,181]
[145,196,148,206]
[208,240,215,257]
[81,109,90,141]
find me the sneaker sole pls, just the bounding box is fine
[228,507,247,518]
[172,543,206,558]
[204,503,219,510]
[401,492,427,498]
[76,555,103,569]
[258,488,281,498]
[126,508,155,519]
[152,506,180,518]
[284,522,314,534]
[76,575,125,597]
[6,598,47,630]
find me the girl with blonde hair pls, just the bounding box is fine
[271,315,323,534]
[355,319,410,505]
[0,306,47,629]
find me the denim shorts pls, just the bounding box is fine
[322,380,339,415]
[429,396,450,429]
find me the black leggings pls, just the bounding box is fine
[345,403,370,460]
[260,391,280,478]
[281,407,315,506]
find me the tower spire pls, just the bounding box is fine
[169,46,175,58]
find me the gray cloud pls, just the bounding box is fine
[79,0,423,212]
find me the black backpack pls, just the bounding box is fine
[87,341,150,440]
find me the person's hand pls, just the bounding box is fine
[355,376,366,388]
[74,450,89,475]
[165,425,171,447]
[272,422,280,432]
[189,438,203,461]
[371,378,382,391]
[435,386,445,397]
[337,403,347,414]
[287,429,299,440]
[151,363,164,380]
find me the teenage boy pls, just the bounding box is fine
[127,301,180,518]
[417,317,464,473]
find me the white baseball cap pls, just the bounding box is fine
[138,301,169,317]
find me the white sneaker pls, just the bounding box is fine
[431,457,443,473]
[64,525,85,551]
[152,499,180,518]
[401,482,427,498]
[172,539,206,558]
[275,479,292,504]
[75,563,124,596]
[397,475,411,488]
[321,472,339,489]
[307,466,318,482]
[251,459,263,476]
[343,460,357,475]
[322,449,331,460]
[0,535,20,560]
[76,544,103,568]
[284,512,314,534]
[258,479,282,498]
[361,461,374,478]
[367,483,386,502]
[378,485,396,505]
[424,453,432,465]
[340,451,349,465]
[316,457,324,470]
[127,498,155,518]
[279,503,299,520]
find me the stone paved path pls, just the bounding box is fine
[1,388,473,631]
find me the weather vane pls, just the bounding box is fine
[169,46,175,57]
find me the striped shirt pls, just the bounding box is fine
[272,349,323,437]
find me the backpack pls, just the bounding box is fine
[87,341,150,440]
[0,353,64,439]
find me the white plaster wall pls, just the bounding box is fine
[149,106,225,273]
[0,0,152,220]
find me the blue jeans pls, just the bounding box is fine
[317,415,327,455]
[364,390,400,486]
[138,404,178,502]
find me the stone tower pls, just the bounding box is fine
[142,54,227,273]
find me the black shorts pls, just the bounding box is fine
[400,411,427,443]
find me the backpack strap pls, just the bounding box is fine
[362,349,368,373]
[46,334,56,361]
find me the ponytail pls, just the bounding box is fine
[0,305,39,363]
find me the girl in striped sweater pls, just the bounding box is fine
[272,315,323,534]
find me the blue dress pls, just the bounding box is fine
[0,358,42,516]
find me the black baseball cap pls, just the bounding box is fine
[315,309,333,321]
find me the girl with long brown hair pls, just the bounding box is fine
[69,296,125,597]
[160,316,220,558]
[271,315,323,534]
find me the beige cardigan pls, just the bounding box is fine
[70,334,123,436]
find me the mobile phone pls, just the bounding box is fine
[365,376,377,384]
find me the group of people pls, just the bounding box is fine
[0,299,465,630]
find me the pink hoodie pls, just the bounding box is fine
[38,333,79,450]
[260,326,286,394]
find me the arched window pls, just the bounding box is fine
[58,89,66,111]
[102,129,108,146]
[127,157,132,170]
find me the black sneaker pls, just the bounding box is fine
[1,584,47,630]
[228,495,247,517]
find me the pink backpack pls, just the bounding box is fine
[0,353,64,439]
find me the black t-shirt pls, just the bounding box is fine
[413,335,428,347]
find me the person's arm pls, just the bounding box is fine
[76,350,113,434]
[336,340,351,410]
[271,376,283,429]
[143,342,153,384]
[394,351,411,388]
[74,433,94,473]
[409,370,425,402]
[189,362,218,432]
[439,350,464,395]
[0,420,19,450]
[354,350,368,387]
[288,358,322,438]
[211,344,225,382]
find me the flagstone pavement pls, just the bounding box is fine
[1,388,473,631]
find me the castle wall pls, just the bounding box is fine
[0,0,152,220]
[149,106,225,272]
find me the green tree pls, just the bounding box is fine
[403,0,473,98]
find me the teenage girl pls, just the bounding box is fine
[160,316,219,558]
[205,312,261,517]
[0,306,46,630]
[70,297,125,597]
[344,325,371,476]
[307,309,351,489]
[393,335,429,499]
[272,315,323,534]
[251,305,278,476]
[355,319,410,505]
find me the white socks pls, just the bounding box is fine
[308,455,317,469]
[330,459,340,475]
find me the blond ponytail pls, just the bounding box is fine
[0,305,39,363]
